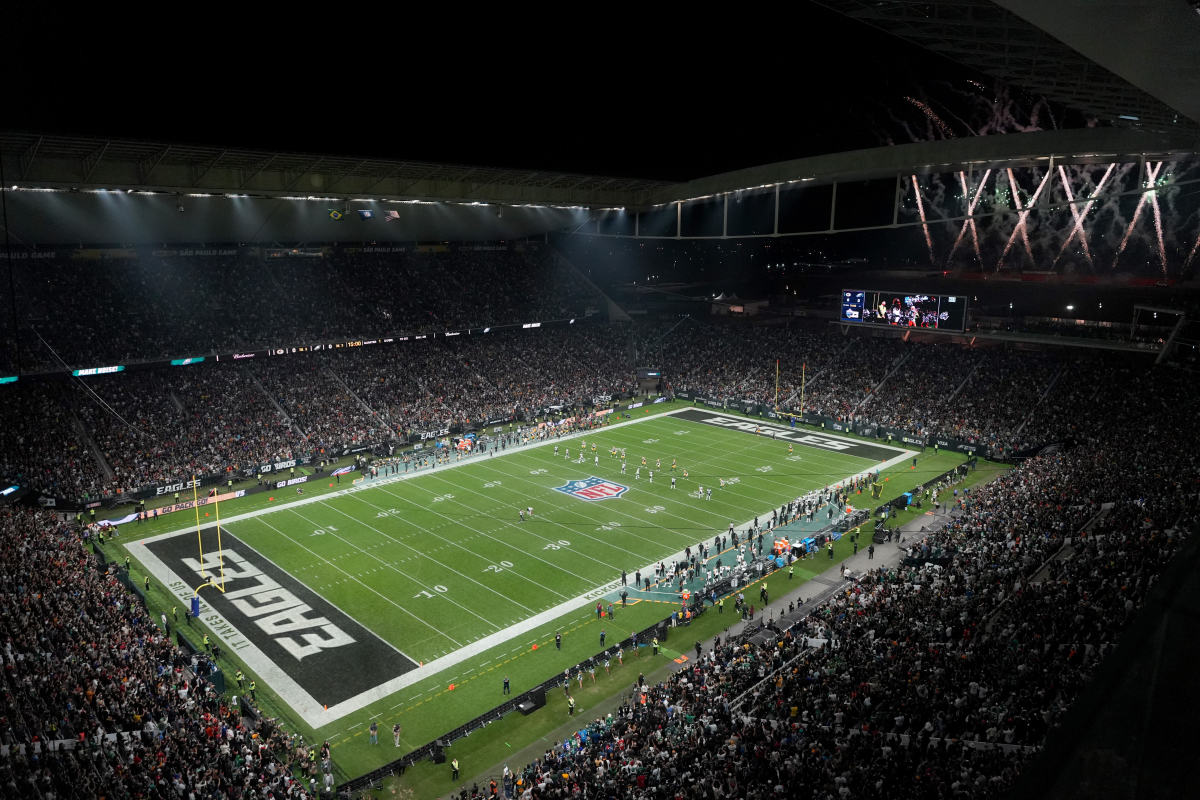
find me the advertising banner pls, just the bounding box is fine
[140,489,247,519]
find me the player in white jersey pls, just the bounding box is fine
[594,454,599,467]
[706,487,712,500]
[635,467,641,480]
[670,476,676,489]
[621,460,627,474]
[648,470,653,483]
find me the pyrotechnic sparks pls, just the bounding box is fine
[1185,229,1200,271]
[997,167,1051,269]
[910,175,935,265]
[904,96,954,138]
[886,82,1200,275]
[1148,181,1169,276]
[1113,162,1162,271]
[946,170,991,267]
[1053,163,1114,268]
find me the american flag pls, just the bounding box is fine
[384,210,401,222]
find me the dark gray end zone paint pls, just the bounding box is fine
[673,408,906,462]
[147,526,416,706]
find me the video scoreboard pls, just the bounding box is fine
[840,290,966,331]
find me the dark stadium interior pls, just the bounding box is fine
[3,5,1200,799]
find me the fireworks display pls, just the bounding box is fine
[890,82,1200,275]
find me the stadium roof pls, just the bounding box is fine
[814,0,1200,132]
[0,132,673,210]
[4,126,1196,218]
[643,126,1200,208]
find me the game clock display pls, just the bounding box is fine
[840,291,866,322]
[840,290,966,331]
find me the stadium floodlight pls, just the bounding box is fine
[1066,305,1075,311]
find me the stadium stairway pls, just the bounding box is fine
[1013,363,1065,440]
[73,411,115,483]
[786,338,854,406]
[549,248,631,323]
[852,348,913,416]
[323,366,392,434]
[243,365,303,437]
[945,358,982,404]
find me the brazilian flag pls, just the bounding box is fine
[328,209,344,220]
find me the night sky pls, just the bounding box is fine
[4,6,979,182]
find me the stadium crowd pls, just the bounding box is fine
[0,507,334,799]
[485,375,1196,800]
[0,278,1195,798]
[12,246,600,372]
[76,365,300,493]
[0,308,1181,502]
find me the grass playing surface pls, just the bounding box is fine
[231,411,883,659]
[122,403,967,781]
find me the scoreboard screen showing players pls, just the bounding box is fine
[840,290,966,331]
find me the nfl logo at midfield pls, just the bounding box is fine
[554,476,630,501]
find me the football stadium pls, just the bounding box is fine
[3,6,1200,799]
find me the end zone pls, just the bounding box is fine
[668,407,913,463]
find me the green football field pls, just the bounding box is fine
[126,404,953,780]
[230,410,888,658]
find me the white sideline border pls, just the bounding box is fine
[127,405,915,728]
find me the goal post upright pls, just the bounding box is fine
[774,359,779,411]
[193,474,205,579]
[800,362,806,417]
[213,489,227,591]
[191,472,227,592]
